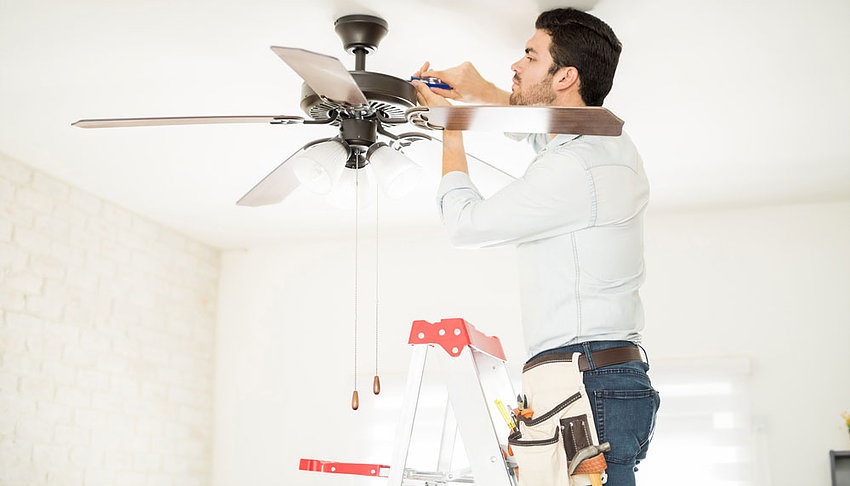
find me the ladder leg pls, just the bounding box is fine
[439,347,516,486]
[387,345,429,486]
[436,396,457,473]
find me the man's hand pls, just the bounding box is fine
[412,79,452,107]
[413,61,510,105]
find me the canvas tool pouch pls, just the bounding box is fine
[508,352,606,486]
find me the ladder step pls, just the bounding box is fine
[299,458,389,477]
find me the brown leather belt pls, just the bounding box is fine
[523,345,644,373]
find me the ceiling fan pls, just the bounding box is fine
[72,14,624,208]
[72,14,625,410]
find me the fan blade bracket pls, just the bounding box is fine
[272,113,340,126]
[393,131,435,147]
[376,110,412,126]
[318,94,364,112]
[406,107,445,131]
[271,116,306,125]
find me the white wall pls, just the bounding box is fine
[214,199,850,486]
[0,153,220,486]
[642,201,850,484]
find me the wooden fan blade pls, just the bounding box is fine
[236,146,305,207]
[270,46,368,107]
[72,115,303,128]
[409,105,624,136]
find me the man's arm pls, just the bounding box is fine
[437,151,596,248]
[413,82,470,177]
[440,131,468,176]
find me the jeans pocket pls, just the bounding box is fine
[592,388,659,465]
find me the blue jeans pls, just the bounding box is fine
[529,340,660,486]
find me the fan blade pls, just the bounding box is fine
[72,115,303,128]
[270,46,368,107]
[408,105,624,136]
[236,146,306,207]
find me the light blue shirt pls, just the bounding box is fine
[436,132,650,358]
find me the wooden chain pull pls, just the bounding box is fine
[373,190,381,398]
[351,168,359,412]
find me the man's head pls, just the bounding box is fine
[510,8,622,107]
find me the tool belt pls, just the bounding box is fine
[508,346,641,486]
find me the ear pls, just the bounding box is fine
[552,66,580,92]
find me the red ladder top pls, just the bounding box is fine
[408,318,506,361]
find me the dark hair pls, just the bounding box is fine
[535,8,622,106]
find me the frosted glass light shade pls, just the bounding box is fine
[327,167,374,209]
[290,140,348,194]
[368,145,422,199]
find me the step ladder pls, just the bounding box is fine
[299,318,519,485]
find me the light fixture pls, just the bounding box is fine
[288,114,429,206]
[367,143,422,199]
[327,165,374,209]
[291,139,349,194]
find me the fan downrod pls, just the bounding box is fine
[334,14,388,71]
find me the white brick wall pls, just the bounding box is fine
[0,153,219,486]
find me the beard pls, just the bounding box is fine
[509,73,557,106]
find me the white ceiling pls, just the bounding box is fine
[1,0,848,249]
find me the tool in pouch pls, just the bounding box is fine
[508,352,609,486]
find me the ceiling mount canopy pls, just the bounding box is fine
[334,14,389,67]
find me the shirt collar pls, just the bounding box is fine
[549,133,582,147]
[538,134,581,154]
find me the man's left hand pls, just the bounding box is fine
[412,80,452,107]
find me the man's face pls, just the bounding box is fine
[510,30,558,106]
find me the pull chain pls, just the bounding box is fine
[373,189,381,396]
[351,165,360,411]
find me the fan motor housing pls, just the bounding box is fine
[340,118,377,146]
[300,71,417,120]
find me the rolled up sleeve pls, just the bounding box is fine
[436,152,595,248]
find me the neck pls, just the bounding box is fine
[549,90,587,139]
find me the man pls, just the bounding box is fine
[412,8,659,485]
